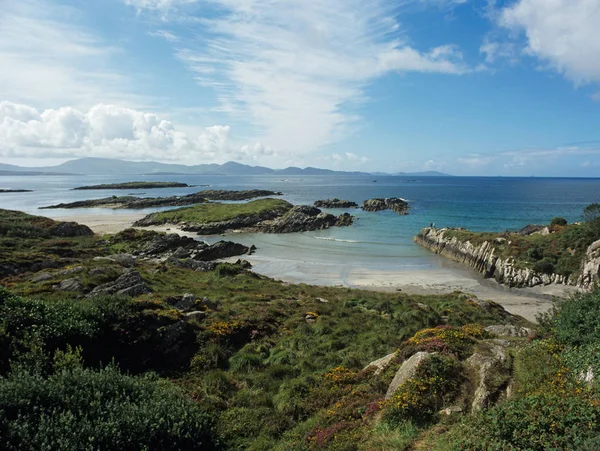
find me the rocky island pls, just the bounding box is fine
[40,190,283,210]
[362,197,409,215]
[133,198,354,234]
[314,199,358,208]
[73,181,190,190]
[0,189,33,193]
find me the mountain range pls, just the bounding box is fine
[0,158,451,177]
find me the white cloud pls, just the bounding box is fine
[0,101,268,164]
[149,30,181,42]
[165,0,468,154]
[497,0,600,85]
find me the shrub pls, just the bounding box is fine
[532,258,555,274]
[550,217,567,227]
[0,365,218,450]
[443,392,600,451]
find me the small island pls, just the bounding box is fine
[314,199,358,208]
[0,189,33,193]
[73,181,190,190]
[40,190,283,210]
[362,197,409,215]
[133,198,354,234]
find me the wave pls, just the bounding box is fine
[313,236,359,243]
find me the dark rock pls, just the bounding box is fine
[50,221,94,237]
[262,205,354,233]
[88,267,112,276]
[193,241,250,261]
[57,266,85,276]
[87,269,151,297]
[234,259,253,269]
[314,199,358,208]
[199,189,283,201]
[166,257,216,272]
[54,278,83,292]
[140,233,206,257]
[518,224,545,236]
[176,293,197,311]
[362,197,409,215]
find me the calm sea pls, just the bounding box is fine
[1,174,599,280]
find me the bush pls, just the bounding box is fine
[532,258,555,274]
[0,365,218,450]
[550,217,567,227]
[443,392,600,451]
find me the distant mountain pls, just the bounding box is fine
[0,158,452,177]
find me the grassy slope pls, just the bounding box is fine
[442,222,600,279]
[137,198,293,225]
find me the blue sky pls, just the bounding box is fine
[0,0,599,176]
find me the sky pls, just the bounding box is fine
[0,0,599,176]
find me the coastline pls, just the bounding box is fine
[49,212,576,322]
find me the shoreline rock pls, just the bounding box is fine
[414,226,599,289]
[73,182,189,190]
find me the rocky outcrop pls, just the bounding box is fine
[0,189,33,193]
[50,222,94,237]
[485,325,533,337]
[314,199,358,209]
[87,269,152,297]
[364,352,397,376]
[466,342,508,411]
[414,227,574,288]
[73,182,189,190]
[578,239,600,288]
[193,241,250,261]
[261,206,354,233]
[385,351,435,399]
[362,197,409,215]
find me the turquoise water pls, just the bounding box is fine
[1,174,599,275]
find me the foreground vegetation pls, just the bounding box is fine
[1,207,600,449]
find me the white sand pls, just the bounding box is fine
[52,213,577,322]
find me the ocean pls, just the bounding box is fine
[1,174,599,287]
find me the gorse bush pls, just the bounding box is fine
[0,365,218,451]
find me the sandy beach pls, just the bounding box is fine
[51,213,576,322]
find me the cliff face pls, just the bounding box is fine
[414,227,580,288]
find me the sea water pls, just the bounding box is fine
[1,174,599,283]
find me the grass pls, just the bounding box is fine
[136,198,292,225]
[73,181,188,190]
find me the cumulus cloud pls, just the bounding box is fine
[493,0,600,86]
[162,0,469,154]
[0,101,268,164]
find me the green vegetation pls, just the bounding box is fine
[73,181,189,190]
[2,205,600,449]
[135,198,292,226]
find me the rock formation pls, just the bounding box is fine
[314,199,358,208]
[362,197,409,215]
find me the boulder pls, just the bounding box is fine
[141,233,205,257]
[87,269,151,297]
[193,241,250,261]
[439,406,463,416]
[385,352,435,399]
[485,325,533,337]
[50,221,94,237]
[57,266,85,276]
[363,352,397,376]
[263,205,354,233]
[54,278,83,292]
[88,267,112,276]
[176,293,197,311]
[199,296,218,311]
[466,345,507,411]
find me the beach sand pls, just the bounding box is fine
[51,213,576,322]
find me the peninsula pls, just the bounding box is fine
[73,181,190,190]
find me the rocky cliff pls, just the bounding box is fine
[414,227,599,288]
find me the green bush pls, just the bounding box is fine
[550,217,567,227]
[539,287,600,347]
[0,365,218,451]
[532,258,555,274]
[442,392,600,451]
